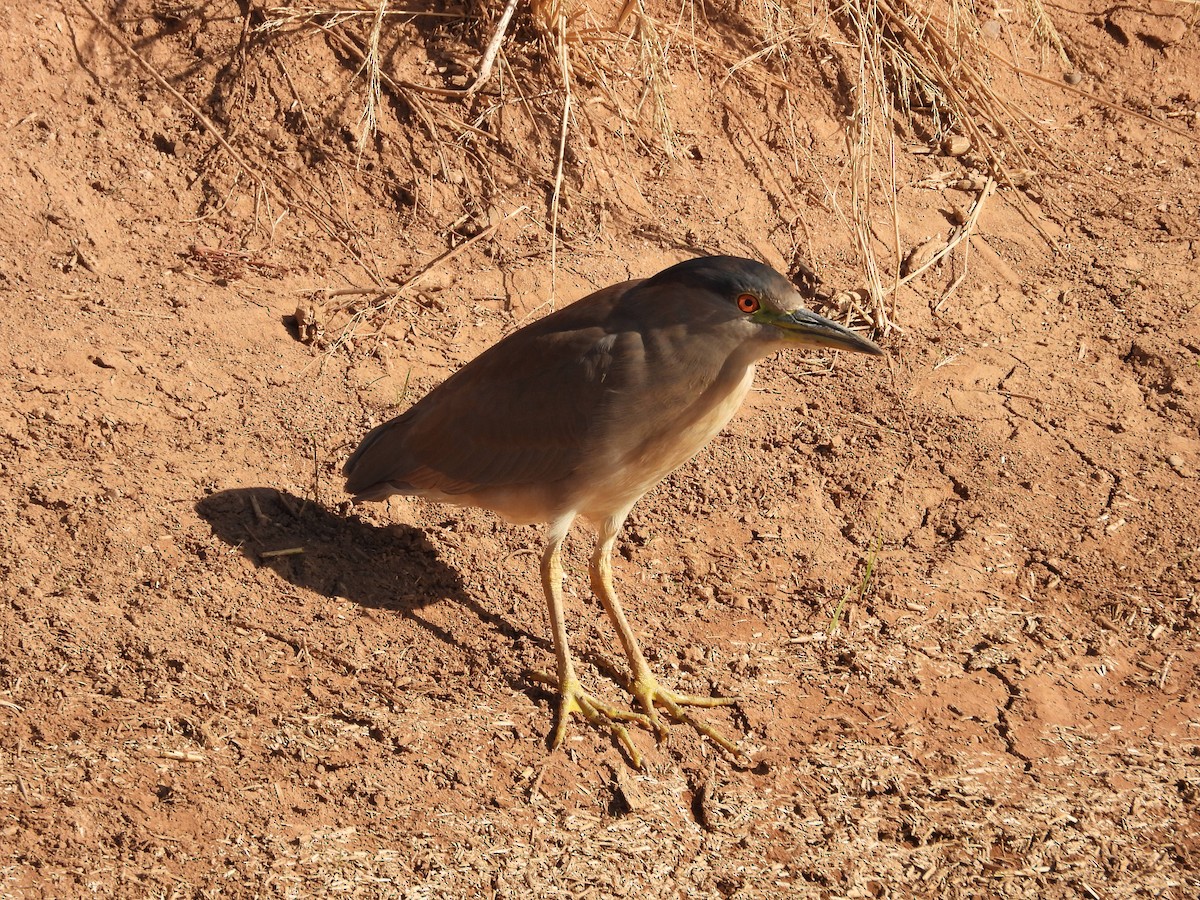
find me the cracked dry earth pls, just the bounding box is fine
[1,1,1199,898]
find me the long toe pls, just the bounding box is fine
[533,671,653,768]
[630,676,743,758]
[530,669,743,765]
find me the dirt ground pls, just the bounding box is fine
[1,1,1198,897]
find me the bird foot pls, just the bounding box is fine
[530,669,742,768]
[532,671,652,767]
[627,674,742,759]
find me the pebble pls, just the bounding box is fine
[90,352,129,372]
[901,235,943,277]
[954,174,988,192]
[940,135,971,157]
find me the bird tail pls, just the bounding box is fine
[343,416,410,500]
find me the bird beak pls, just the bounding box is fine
[753,307,888,355]
[754,307,884,356]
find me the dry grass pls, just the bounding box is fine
[297,205,528,358]
[77,0,1188,338]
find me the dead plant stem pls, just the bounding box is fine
[548,14,573,304]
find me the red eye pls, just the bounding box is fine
[736,293,760,314]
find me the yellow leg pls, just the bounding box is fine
[538,518,651,767]
[588,515,742,758]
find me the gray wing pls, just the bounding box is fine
[343,280,640,500]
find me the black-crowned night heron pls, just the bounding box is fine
[344,256,882,766]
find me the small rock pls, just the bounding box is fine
[954,174,988,192]
[682,552,710,578]
[612,767,647,813]
[90,353,128,371]
[940,135,971,157]
[901,235,943,277]
[1156,211,1189,237]
[419,269,452,292]
[292,299,323,344]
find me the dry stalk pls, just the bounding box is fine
[92,0,1151,338]
[548,14,573,303]
[1022,0,1071,67]
[352,0,386,154]
[847,1,893,333]
[258,4,460,33]
[76,0,388,274]
[318,204,529,357]
[261,547,306,558]
[330,0,520,100]
[626,2,678,157]
[900,176,997,302]
[567,25,658,161]
[833,0,1094,319]
[323,25,451,179]
[656,18,812,96]
[416,0,522,99]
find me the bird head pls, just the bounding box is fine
[645,256,884,357]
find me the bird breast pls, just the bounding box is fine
[574,361,757,523]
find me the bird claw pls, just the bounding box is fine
[530,669,743,767]
[628,676,743,759]
[534,672,652,768]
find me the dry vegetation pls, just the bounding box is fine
[80,0,1126,337]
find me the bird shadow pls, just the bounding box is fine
[195,488,655,762]
[194,488,549,679]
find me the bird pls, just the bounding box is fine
[343,255,883,767]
